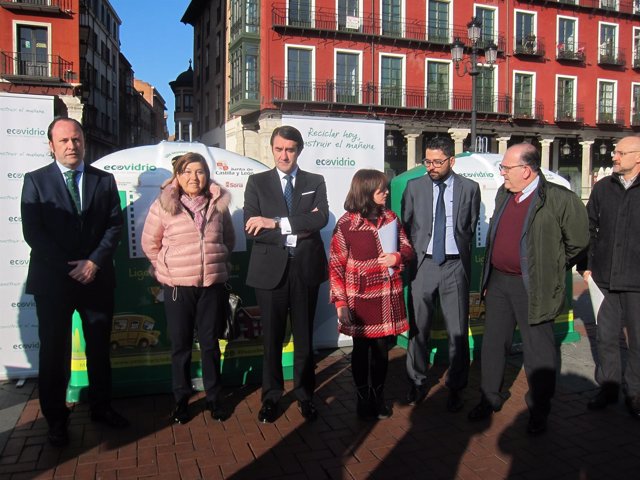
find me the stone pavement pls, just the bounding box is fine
[1,279,639,479]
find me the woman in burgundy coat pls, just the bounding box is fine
[329,169,415,419]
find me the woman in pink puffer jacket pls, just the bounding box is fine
[142,152,234,424]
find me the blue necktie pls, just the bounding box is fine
[284,174,294,213]
[432,181,446,265]
[64,170,81,215]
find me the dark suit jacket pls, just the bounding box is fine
[402,171,481,279]
[21,161,123,296]
[244,168,329,290]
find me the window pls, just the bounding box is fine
[245,44,259,100]
[632,83,640,125]
[245,0,259,34]
[381,0,402,37]
[597,80,617,123]
[514,72,534,117]
[175,94,181,112]
[426,60,450,110]
[557,17,578,57]
[289,0,312,27]
[475,66,495,112]
[556,76,576,120]
[475,6,496,49]
[427,0,449,44]
[336,51,360,103]
[17,24,49,76]
[380,55,404,107]
[515,10,536,54]
[633,28,640,68]
[184,94,193,112]
[599,23,618,63]
[287,46,313,101]
[600,0,619,11]
[338,0,360,31]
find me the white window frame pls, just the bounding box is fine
[334,48,363,103]
[12,20,52,77]
[473,3,499,46]
[512,70,537,117]
[286,0,316,28]
[336,0,364,31]
[555,74,578,119]
[424,58,452,110]
[631,82,640,125]
[513,9,538,46]
[596,78,618,123]
[379,0,406,37]
[284,44,316,101]
[598,21,619,63]
[378,52,406,107]
[632,27,640,69]
[426,0,453,44]
[556,15,579,55]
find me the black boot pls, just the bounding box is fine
[371,385,392,419]
[172,397,190,424]
[356,385,375,420]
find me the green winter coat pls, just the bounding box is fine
[482,174,589,325]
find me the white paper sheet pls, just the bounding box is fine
[588,275,604,325]
[378,221,398,276]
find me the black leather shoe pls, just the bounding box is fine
[588,388,619,410]
[527,414,548,436]
[298,400,318,421]
[172,398,190,424]
[406,384,427,406]
[90,408,130,428]
[258,400,278,423]
[206,400,229,422]
[625,395,640,419]
[47,419,69,447]
[467,400,497,421]
[447,390,464,413]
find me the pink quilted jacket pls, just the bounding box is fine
[141,178,235,287]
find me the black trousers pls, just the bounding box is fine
[255,256,319,403]
[480,270,557,416]
[351,337,390,389]
[35,289,114,425]
[163,284,225,403]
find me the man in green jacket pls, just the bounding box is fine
[467,143,589,435]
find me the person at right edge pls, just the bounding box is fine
[582,135,640,418]
[467,143,589,435]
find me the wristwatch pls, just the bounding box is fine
[273,217,281,229]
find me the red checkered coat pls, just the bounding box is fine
[329,209,414,338]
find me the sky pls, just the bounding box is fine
[110,0,193,136]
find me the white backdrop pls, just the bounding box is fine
[0,93,53,380]
[282,116,385,347]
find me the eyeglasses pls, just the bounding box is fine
[498,163,527,172]
[611,150,640,158]
[422,157,451,167]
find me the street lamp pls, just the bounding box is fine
[451,17,497,152]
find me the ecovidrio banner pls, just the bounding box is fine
[0,93,53,381]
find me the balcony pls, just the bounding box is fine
[0,0,73,14]
[0,51,74,83]
[270,78,512,116]
[598,46,626,66]
[557,42,586,63]
[596,107,625,126]
[512,100,544,122]
[555,104,585,124]
[514,36,545,57]
[528,0,640,16]
[271,5,506,52]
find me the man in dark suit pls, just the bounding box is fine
[402,137,481,412]
[244,125,329,423]
[21,117,127,446]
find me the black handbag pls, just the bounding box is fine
[221,284,241,341]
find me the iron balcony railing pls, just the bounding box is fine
[598,45,626,66]
[530,0,640,16]
[0,51,73,80]
[271,4,506,52]
[0,0,73,10]
[597,107,626,125]
[271,78,512,115]
[555,103,585,123]
[512,100,545,121]
[557,41,586,62]
[514,36,545,57]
